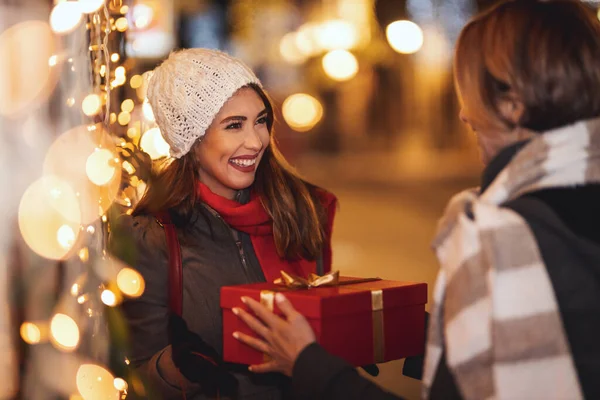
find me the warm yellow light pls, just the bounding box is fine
[386,20,424,54]
[117,111,130,126]
[50,2,83,34]
[56,224,76,250]
[86,149,117,186]
[18,176,81,260]
[113,378,128,392]
[282,93,323,132]
[115,17,128,32]
[120,5,129,14]
[44,124,121,224]
[66,97,76,107]
[71,283,80,296]
[121,99,134,113]
[76,364,119,400]
[126,127,140,140]
[50,313,79,351]
[140,127,170,160]
[316,20,358,51]
[78,0,105,14]
[122,160,136,175]
[279,33,307,65]
[142,101,154,121]
[82,94,101,116]
[117,268,145,298]
[322,50,359,81]
[130,74,143,89]
[295,23,319,56]
[48,55,58,67]
[20,322,41,344]
[110,113,117,124]
[133,4,153,29]
[87,225,95,234]
[99,65,106,77]
[101,289,118,306]
[115,66,126,77]
[110,53,120,62]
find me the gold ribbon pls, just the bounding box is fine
[269,270,386,364]
[371,289,385,363]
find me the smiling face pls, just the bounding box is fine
[193,86,270,200]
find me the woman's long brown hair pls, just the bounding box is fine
[134,84,330,261]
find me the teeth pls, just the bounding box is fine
[230,158,257,167]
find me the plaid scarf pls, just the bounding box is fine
[423,118,600,400]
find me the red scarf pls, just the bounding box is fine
[196,182,337,282]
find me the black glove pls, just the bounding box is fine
[168,313,238,397]
[361,364,380,377]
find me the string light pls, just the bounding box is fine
[50,313,80,351]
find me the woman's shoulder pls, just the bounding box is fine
[109,212,167,267]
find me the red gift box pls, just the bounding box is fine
[221,277,427,366]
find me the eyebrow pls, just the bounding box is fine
[220,108,268,124]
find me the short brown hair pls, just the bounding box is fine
[455,0,600,132]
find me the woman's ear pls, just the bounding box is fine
[498,93,525,127]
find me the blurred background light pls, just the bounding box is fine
[50,2,83,34]
[386,20,424,54]
[117,268,145,298]
[76,364,119,400]
[282,93,323,132]
[50,313,79,351]
[140,127,170,159]
[316,19,358,51]
[322,49,359,81]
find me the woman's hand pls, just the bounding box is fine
[232,293,316,376]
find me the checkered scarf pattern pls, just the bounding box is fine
[422,118,600,400]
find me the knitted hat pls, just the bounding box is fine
[146,49,262,158]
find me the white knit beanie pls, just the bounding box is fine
[146,48,262,158]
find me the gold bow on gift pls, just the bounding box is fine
[274,270,340,289]
[274,270,381,289]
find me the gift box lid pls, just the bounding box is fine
[221,278,427,319]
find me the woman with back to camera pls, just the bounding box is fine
[110,49,337,400]
[231,1,600,399]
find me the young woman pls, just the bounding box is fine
[233,1,600,399]
[110,49,336,400]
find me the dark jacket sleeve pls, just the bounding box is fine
[292,343,405,400]
[109,214,200,399]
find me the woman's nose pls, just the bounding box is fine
[244,128,263,151]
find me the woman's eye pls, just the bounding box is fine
[226,122,242,130]
[256,116,268,125]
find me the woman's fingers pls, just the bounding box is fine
[248,360,279,374]
[233,331,271,354]
[274,293,300,321]
[241,296,284,328]
[233,307,270,339]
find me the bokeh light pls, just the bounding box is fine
[50,313,79,351]
[43,124,121,224]
[386,20,424,54]
[121,99,134,113]
[140,128,170,159]
[50,2,83,34]
[82,94,101,116]
[117,268,145,298]
[142,101,154,121]
[110,53,120,62]
[282,93,323,132]
[78,0,105,14]
[279,33,307,65]
[18,176,81,260]
[0,21,56,117]
[130,75,143,89]
[113,378,128,392]
[100,289,119,306]
[295,23,320,57]
[76,364,119,400]
[133,4,154,29]
[20,322,42,344]
[115,18,128,32]
[316,20,358,51]
[322,50,359,82]
[86,148,117,186]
